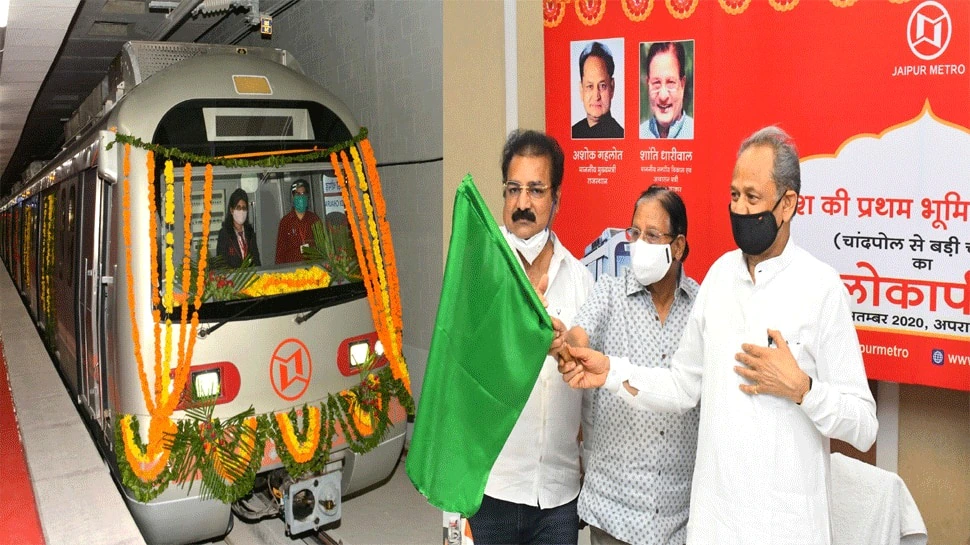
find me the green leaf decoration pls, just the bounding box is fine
[107,127,368,168]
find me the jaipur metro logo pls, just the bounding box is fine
[907,1,952,61]
[270,338,313,401]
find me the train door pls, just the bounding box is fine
[53,180,80,395]
[77,170,109,425]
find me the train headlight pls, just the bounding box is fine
[192,369,222,400]
[374,340,384,356]
[175,362,240,411]
[349,340,370,367]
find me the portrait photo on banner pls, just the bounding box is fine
[570,37,625,140]
[639,40,695,140]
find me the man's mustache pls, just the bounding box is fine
[511,209,536,223]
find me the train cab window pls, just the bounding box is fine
[162,166,361,316]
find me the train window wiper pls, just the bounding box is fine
[197,298,266,338]
[294,285,366,325]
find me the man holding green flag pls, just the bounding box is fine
[407,130,593,544]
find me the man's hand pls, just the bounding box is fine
[557,344,610,389]
[734,329,811,403]
[549,316,566,355]
[532,273,549,309]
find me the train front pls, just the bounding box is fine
[104,43,410,544]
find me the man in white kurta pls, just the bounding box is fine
[561,126,877,545]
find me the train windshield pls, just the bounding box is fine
[153,99,365,320]
[165,165,365,320]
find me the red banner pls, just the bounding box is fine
[544,0,970,390]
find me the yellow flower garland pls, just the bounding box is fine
[210,416,259,482]
[240,266,332,298]
[120,414,176,482]
[275,406,322,464]
[121,146,213,483]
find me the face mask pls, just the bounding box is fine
[629,239,672,286]
[293,194,309,214]
[232,209,247,225]
[501,225,550,265]
[729,195,784,256]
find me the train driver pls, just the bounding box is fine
[275,179,323,264]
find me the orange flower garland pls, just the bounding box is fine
[241,266,332,298]
[147,152,163,410]
[331,146,411,393]
[120,414,176,482]
[121,145,215,483]
[210,416,259,482]
[275,406,323,464]
[357,142,410,391]
[332,151,387,357]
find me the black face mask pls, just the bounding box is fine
[729,195,785,256]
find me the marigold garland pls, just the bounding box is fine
[332,149,394,390]
[266,404,335,479]
[240,266,332,298]
[119,414,177,483]
[40,194,56,344]
[177,164,193,384]
[359,141,409,392]
[331,144,412,398]
[207,416,261,483]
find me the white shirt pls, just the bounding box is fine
[605,239,878,544]
[485,231,594,508]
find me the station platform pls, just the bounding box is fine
[0,269,145,545]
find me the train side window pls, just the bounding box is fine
[67,185,75,283]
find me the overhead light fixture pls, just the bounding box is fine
[0,0,9,28]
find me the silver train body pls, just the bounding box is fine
[0,42,405,544]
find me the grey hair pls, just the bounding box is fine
[737,126,801,199]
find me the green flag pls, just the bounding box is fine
[406,175,553,517]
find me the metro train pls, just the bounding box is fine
[0,41,408,544]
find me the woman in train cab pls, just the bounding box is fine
[216,188,261,268]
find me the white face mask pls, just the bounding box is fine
[501,225,550,265]
[232,209,248,225]
[629,239,672,286]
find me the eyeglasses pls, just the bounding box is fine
[503,181,550,201]
[625,227,674,244]
[649,80,681,95]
